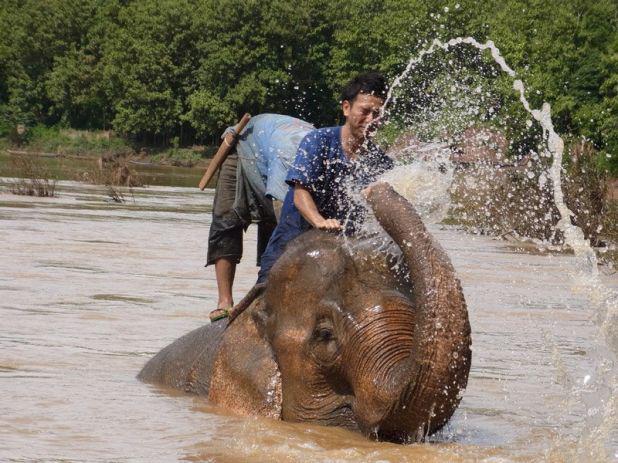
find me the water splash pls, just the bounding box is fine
[381,37,515,116]
[380,36,617,458]
[382,141,454,223]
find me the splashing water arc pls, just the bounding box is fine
[382,36,617,338]
[380,36,617,458]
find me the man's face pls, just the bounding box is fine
[342,93,385,143]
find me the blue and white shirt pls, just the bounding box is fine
[230,114,314,202]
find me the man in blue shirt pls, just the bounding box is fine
[207,114,314,319]
[257,72,394,283]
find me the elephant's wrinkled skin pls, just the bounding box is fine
[138,183,472,442]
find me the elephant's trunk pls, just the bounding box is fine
[365,183,471,441]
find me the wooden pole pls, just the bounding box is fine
[198,113,251,190]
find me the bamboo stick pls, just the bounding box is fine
[198,113,251,190]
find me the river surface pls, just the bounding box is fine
[1,179,616,462]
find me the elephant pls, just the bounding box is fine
[138,183,471,443]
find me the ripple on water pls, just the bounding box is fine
[1,181,617,461]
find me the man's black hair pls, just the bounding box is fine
[340,72,388,103]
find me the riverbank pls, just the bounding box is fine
[0,126,219,190]
[1,126,215,168]
[0,150,207,190]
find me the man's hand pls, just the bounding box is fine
[294,184,342,231]
[314,218,342,231]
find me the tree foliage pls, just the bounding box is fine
[0,0,615,171]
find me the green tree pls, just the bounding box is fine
[0,0,100,126]
[185,0,338,137]
[96,0,200,141]
[0,0,614,161]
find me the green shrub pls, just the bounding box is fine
[17,125,133,156]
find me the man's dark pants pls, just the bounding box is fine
[206,154,276,267]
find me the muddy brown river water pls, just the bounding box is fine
[1,179,616,462]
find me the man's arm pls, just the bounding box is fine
[293,184,342,231]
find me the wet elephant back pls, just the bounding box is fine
[138,320,227,395]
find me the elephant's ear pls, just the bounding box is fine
[207,295,281,419]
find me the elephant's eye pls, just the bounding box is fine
[310,318,339,365]
[314,327,334,342]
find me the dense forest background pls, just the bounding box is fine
[0,0,616,172]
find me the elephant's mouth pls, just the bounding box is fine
[354,391,427,443]
[354,406,400,441]
[350,373,415,442]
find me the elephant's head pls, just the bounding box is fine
[208,183,471,442]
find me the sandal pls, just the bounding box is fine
[209,307,231,322]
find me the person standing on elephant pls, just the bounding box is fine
[207,114,314,320]
[257,72,394,284]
